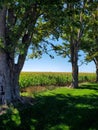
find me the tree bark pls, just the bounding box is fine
[0,6,12,104]
[96,64,98,83]
[70,40,79,88]
[9,65,20,101]
[0,53,11,104]
[0,57,22,104]
[94,59,98,83]
[0,7,22,104]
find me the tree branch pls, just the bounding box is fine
[17,33,31,72]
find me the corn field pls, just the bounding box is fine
[19,72,96,88]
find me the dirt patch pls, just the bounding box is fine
[21,86,47,94]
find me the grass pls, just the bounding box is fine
[0,82,98,130]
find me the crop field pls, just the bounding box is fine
[19,72,96,88]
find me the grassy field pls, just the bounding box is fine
[19,72,96,88]
[0,82,98,130]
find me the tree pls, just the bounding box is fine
[81,0,98,82]
[0,0,62,104]
[53,0,86,88]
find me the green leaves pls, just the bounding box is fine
[52,42,70,58]
[81,0,98,63]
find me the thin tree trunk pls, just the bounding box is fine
[93,58,98,83]
[96,65,98,83]
[71,62,78,88]
[70,41,79,88]
[95,60,98,83]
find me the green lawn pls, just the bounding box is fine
[0,82,98,130]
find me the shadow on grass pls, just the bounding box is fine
[79,83,98,91]
[0,89,98,130]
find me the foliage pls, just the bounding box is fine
[0,83,98,130]
[81,0,98,62]
[0,0,64,67]
[52,1,85,57]
[19,72,96,88]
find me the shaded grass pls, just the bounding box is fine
[0,82,98,130]
[79,82,98,91]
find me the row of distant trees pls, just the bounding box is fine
[0,0,97,105]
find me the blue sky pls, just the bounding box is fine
[22,38,96,73]
[22,53,95,72]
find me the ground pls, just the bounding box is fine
[0,82,98,130]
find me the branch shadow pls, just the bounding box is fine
[0,92,98,130]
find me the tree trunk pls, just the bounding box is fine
[96,65,98,83]
[71,62,78,88]
[0,6,21,105]
[0,52,11,104]
[0,6,10,104]
[70,41,79,88]
[9,65,21,101]
[95,60,98,83]
[93,58,98,83]
[0,64,22,104]
[0,57,21,104]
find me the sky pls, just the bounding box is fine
[22,53,95,73]
[22,38,96,73]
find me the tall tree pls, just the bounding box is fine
[53,0,86,88]
[81,0,98,82]
[0,0,61,104]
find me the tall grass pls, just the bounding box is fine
[19,72,96,88]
